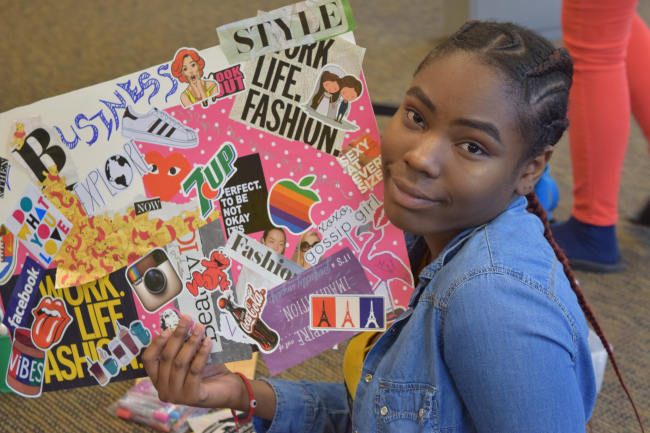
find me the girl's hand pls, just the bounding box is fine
[197,80,208,99]
[142,315,246,409]
[187,80,203,101]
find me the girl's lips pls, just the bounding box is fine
[389,178,441,209]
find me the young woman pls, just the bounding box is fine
[142,22,642,432]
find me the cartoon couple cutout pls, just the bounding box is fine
[303,65,364,132]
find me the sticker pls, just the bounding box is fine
[96,347,121,379]
[87,319,151,387]
[142,151,191,202]
[217,286,279,354]
[181,142,238,219]
[301,65,363,132]
[185,248,233,297]
[310,295,385,331]
[134,197,162,215]
[5,328,45,398]
[122,105,199,148]
[337,133,382,193]
[0,225,18,285]
[259,248,373,375]
[31,296,73,350]
[4,183,72,267]
[219,154,271,237]
[304,193,381,265]
[216,0,357,64]
[0,156,9,198]
[9,122,27,150]
[206,65,247,100]
[170,48,219,109]
[125,248,183,313]
[224,230,304,286]
[267,175,321,235]
[1,257,45,336]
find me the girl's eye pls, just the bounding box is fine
[406,110,425,128]
[459,142,485,155]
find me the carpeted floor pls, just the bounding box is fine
[0,1,649,432]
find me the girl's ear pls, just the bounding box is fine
[515,146,554,196]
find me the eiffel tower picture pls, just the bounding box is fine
[341,300,355,328]
[317,300,332,327]
[364,299,379,328]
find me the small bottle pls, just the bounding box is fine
[218,294,279,352]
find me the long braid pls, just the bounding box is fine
[526,192,644,432]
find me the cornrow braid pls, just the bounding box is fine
[524,47,574,77]
[526,192,644,432]
[414,21,643,431]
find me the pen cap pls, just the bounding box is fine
[116,408,131,420]
[153,411,170,423]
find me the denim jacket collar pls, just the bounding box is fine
[406,196,528,308]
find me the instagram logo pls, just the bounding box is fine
[126,249,182,312]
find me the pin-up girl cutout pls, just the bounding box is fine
[171,48,218,108]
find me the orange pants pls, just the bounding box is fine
[562,0,650,226]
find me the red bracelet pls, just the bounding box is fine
[231,372,257,431]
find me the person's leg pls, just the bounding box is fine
[624,14,650,225]
[551,0,638,271]
[627,14,650,144]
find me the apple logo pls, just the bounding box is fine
[267,175,321,234]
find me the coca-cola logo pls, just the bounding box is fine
[241,284,267,334]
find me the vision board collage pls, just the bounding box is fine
[0,0,415,398]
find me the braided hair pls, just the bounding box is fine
[416,21,643,431]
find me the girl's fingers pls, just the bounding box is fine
[168,323,206,392]
[141,327,173,385]
[184,336,213,396]
[157,315,193,389]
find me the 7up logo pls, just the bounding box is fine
[182,142,237,219]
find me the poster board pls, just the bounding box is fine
[0,2,415,394]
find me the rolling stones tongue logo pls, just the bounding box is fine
[31,296,73,350]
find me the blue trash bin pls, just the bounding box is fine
[534,165,559,220]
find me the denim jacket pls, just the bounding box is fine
[253,196,597,432]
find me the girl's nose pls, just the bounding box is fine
[402,136,446,179]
